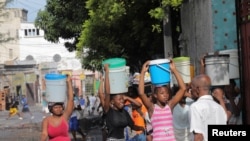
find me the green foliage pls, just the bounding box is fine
[77,0,165,71]
[35,0,183,71]
[149,0,183,21]
[148,7,165,20]
[35,0,88,51]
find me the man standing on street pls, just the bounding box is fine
[189,74,227,141]
[20,95,34,119]
[79,95,85,112]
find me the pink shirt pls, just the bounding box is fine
[48,117,71,141]
[151,104,176,141]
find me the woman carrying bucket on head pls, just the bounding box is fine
[40,75,74,141]
[101,64,145,141]
[138,59,186,141]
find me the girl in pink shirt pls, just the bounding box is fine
[138,60,186,141]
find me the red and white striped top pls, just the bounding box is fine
[151,104,176,141]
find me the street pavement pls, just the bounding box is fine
[0,104,103,141]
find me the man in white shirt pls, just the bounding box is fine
[189,74,227,141]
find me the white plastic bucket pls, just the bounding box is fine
[172,57,191,85]
[219,49,239,79]
[45,74,67,102]
[149,59,170,86]
[204,55,230,86]
[102,58,128,94]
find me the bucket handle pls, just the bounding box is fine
[156,64,170,72]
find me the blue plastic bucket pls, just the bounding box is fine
[149,59,170,86]
[102,58,128,94]
[45,74,67,102]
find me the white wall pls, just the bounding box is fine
[19,22,78,65]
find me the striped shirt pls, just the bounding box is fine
[151,104,176,141]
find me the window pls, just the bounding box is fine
[32,29,35,36]
[36,29,40,35]
[24,28,40,37]
[28,29,32,36]
[24,29,27,36]
[9,49,13,59]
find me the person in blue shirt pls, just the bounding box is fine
[20,95,34,119]
[79,95,85,112]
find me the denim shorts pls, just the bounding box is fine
[130,133,146,141]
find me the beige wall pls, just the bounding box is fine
[0,8,27,64]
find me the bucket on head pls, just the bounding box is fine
[219,49,239,79]
[204,55,230,86]
[45,74,67,102]
[149,59,170,86]
[172,57,191,85]
[102,58,128,94]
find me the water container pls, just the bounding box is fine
[204,55,230,86]
[149,59,170,86]
[102,58,128,94]
[219,49,239,79]
[45,74,67,102]
[172,57,191,85]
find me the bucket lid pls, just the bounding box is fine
[102,58,126,68]
[173,57,190,62]
[45,74,67,80]
[149,59,170,65]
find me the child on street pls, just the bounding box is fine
[138,59,186,141]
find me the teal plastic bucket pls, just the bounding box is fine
[149,59,170,86]
[102,58,128,94]
[45,74,67,102]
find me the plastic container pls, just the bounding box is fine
[102,58,128,94]
[149,59,170,86]
[204,55,230,86]
[45,74,67,102]
[219,49,239,79]
[172,57,191,84]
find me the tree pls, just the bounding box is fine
[34,0,88,52]
[77,0,183,71]
[35,0,183,71]
[77,0,166,71]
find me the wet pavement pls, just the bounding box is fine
[0,104,103,141]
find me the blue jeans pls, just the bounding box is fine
[129,133,146,141]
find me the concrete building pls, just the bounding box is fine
[0,8,27,64]
[0,7,87,109]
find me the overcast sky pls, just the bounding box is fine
[6,0,46,22]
